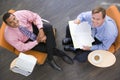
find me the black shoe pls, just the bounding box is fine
[64,45,76,52]
[62,38,72,45]
[62,55,73,64]
[48,60,62,71]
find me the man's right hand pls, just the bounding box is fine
[37,35,46,43]
[74,19,80,24]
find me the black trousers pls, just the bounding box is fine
[65,25,102,62]
[28,23,66,61]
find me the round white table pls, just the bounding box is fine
[88,50,116,68]
[10,58,17,69]
[10,53,37,76]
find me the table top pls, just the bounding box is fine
[88,50,116,68]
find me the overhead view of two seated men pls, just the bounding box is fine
[1,5,118,71]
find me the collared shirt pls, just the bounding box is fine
[4,10,43,52]
[77,11,118,50]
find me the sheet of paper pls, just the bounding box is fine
[10,53,37,76]
[16,53,37,72]
[69,21,94,49]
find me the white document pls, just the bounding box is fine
[69,21,94,49]
[10,53,37,76]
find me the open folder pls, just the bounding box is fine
[69,21,94,49]
[10,53,37,76]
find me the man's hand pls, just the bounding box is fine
[37,28,47,43]
[82,46,91,51]
[74,19,80,24]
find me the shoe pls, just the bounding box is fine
[62,38,72,45]
[64,45,76,52]
[48,60,62,71]
[62,55,73,64]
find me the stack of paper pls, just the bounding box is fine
[10,53,37,76]
[69,21,94,49]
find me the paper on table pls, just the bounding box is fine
[10,53,37,76]
[16,53,37,72]
[69,21,94,49]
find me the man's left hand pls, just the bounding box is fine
[37,28,47,43]
[82,46,91,50]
